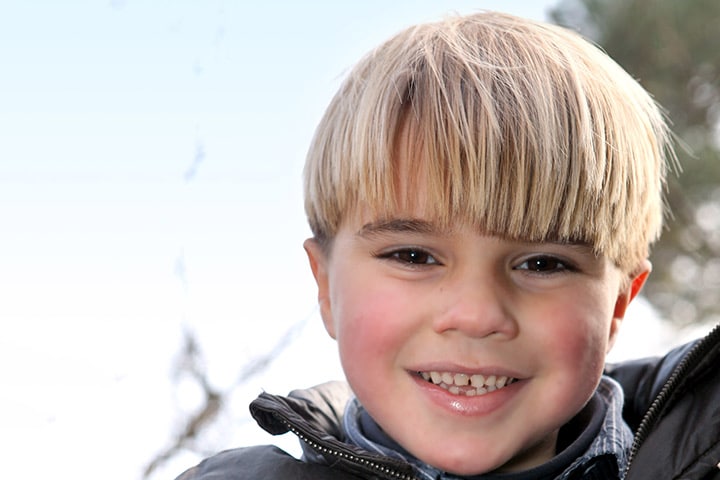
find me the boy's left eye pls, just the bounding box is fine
[379,248,439,266]
[514,255,574,273]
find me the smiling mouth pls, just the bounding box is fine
[418,371,518,396]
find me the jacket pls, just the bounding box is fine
[608,323,720,479]
[176,323,720,479]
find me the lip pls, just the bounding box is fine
[409,367,525,417]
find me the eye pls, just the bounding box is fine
[380,248,439,266]
[515,255,574,274]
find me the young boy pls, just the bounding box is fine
[177,11,720,480]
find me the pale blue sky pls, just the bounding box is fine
[0,0,560,377]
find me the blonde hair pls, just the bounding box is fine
[304,12,674,272]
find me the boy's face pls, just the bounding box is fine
[304,126,649,475]
[305,219,647,474]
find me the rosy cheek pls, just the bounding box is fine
[335,286,410,377]
[534,303,609,378]
[338,291,400,350]
[559,328,605,375]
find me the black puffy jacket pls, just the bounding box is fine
[608,323,720,479]
[176,323,720,480]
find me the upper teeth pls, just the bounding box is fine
[420,371,515,396]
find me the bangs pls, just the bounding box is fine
[304,13,672,271]
[386,111,602,246]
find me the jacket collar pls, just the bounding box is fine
[250,381,419,479]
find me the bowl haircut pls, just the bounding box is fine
[304,12,675,273]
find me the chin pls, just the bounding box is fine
[419,448,510,476]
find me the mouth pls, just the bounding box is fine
[417,371,518,397]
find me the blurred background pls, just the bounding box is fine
[1,1,717,479]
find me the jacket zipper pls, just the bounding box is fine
[623,322,720,478]
[275,414,420,480]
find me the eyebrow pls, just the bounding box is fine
[357,218,444,238]
[357,218,595,251]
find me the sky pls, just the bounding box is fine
[1,2,714,479]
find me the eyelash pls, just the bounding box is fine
[376,248,440,266]
[514,255,578,275]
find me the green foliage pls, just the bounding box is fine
[550,0,720,324]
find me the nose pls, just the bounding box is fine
[431,270,518,340]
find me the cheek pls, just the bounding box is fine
[558,322,608,377]
[532,297,613,379]
[331,282,417,378]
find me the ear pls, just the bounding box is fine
[607,260,652,351]
[303,238,336,339]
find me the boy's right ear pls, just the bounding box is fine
[303,238,336,339]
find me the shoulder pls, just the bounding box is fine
[605,324,720,428]
[607,324,720,479]
[175,381,361,480]
[604,340,695,428]
[174,444,363,480]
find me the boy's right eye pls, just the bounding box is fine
[378,248,439,266]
